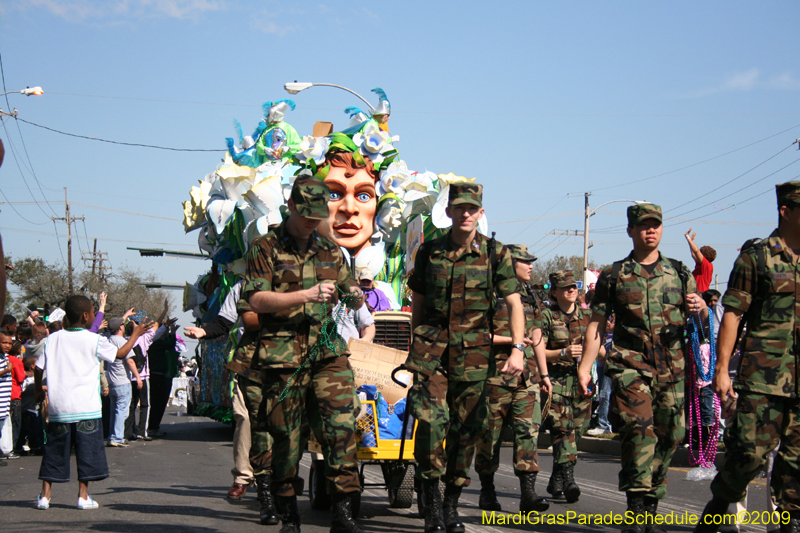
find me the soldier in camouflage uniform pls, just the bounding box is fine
[695,182,800,533]
[406,183,530,533]
[474,245,552,514]
[540,270,597,504]
[245,175,367,533]
[577,203,707,533]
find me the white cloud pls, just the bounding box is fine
[720,68,760,91]
[248,10,297,36]
[679,68,800,98]
[24,0,224,22]
[769,72,800,91]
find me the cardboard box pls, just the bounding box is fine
[348,339,412,405]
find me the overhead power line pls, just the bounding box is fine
[1,200,182,222]
[0,225,198,248]
[17,118,225,152]
[591,123,800,193]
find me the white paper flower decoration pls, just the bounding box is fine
[353,122,394,165]
[377,161,412,198]
[294,136,331,165]
[376,194,405,242]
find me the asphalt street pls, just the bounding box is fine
[0,407,773,533]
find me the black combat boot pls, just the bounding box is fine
[478,473,502,511]
[562,462,580,503]
[330,491,365,533]
[621,492,646,533]
[422,479,445,533]
[255,473,279,525]
[546,462,564,499]
[693,497,732,533]
[643,495,666,533]
[276,495,301,533]
[519,472,549,513]
[780,511,800,533]
[442,484,465,533]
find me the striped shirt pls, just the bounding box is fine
[0,355,11,419]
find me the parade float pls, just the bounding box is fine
[180,87,490,424]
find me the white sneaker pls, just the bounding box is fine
[587,427,612,436]
[37,493,50,510]
[77,496,99,509]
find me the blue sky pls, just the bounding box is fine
[1,1,799,331]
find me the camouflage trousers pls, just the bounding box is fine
[261,354,360,497]
[609,368,685,499]
[409,371,487,486]
[710,392,800,511]
[541,387,592,465]
[475,379,541,476]
[240,375,273,477]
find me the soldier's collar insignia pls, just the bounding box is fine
[472,241,480,250]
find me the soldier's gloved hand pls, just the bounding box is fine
[568,344,583,359]
[308,283,336,304]
[501,350,525,376]
[577,368,593,397]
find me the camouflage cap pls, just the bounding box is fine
[290,175,331,220]
[448,183,483,208]
[627,203,662,226]
[507,244,537,263]
[776,180,800,208]
[549,270,579,289]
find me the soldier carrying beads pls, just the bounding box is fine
[244,175,367,533]
[578,203,707,533]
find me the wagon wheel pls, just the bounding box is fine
[388,464,414,508]
[308,459,331,510]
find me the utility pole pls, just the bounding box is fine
[82,239,110,282]
[52,187,84,294]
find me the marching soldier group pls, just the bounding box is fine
[237,175,800,533]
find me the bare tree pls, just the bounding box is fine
[530,254,605,286]
[6,255,170,319]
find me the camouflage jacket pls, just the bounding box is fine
[406,231,518,381]
[244,219,357,369]
[723,229,799,397]
[591,251,696,383]
[487,283,543,387]
[541,303,592,397]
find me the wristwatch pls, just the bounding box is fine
[560,348,568,359]
[512,343,526,352]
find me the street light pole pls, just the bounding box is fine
[583,192,591,290]
[283,82,375,111]
[0,87,43,97]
